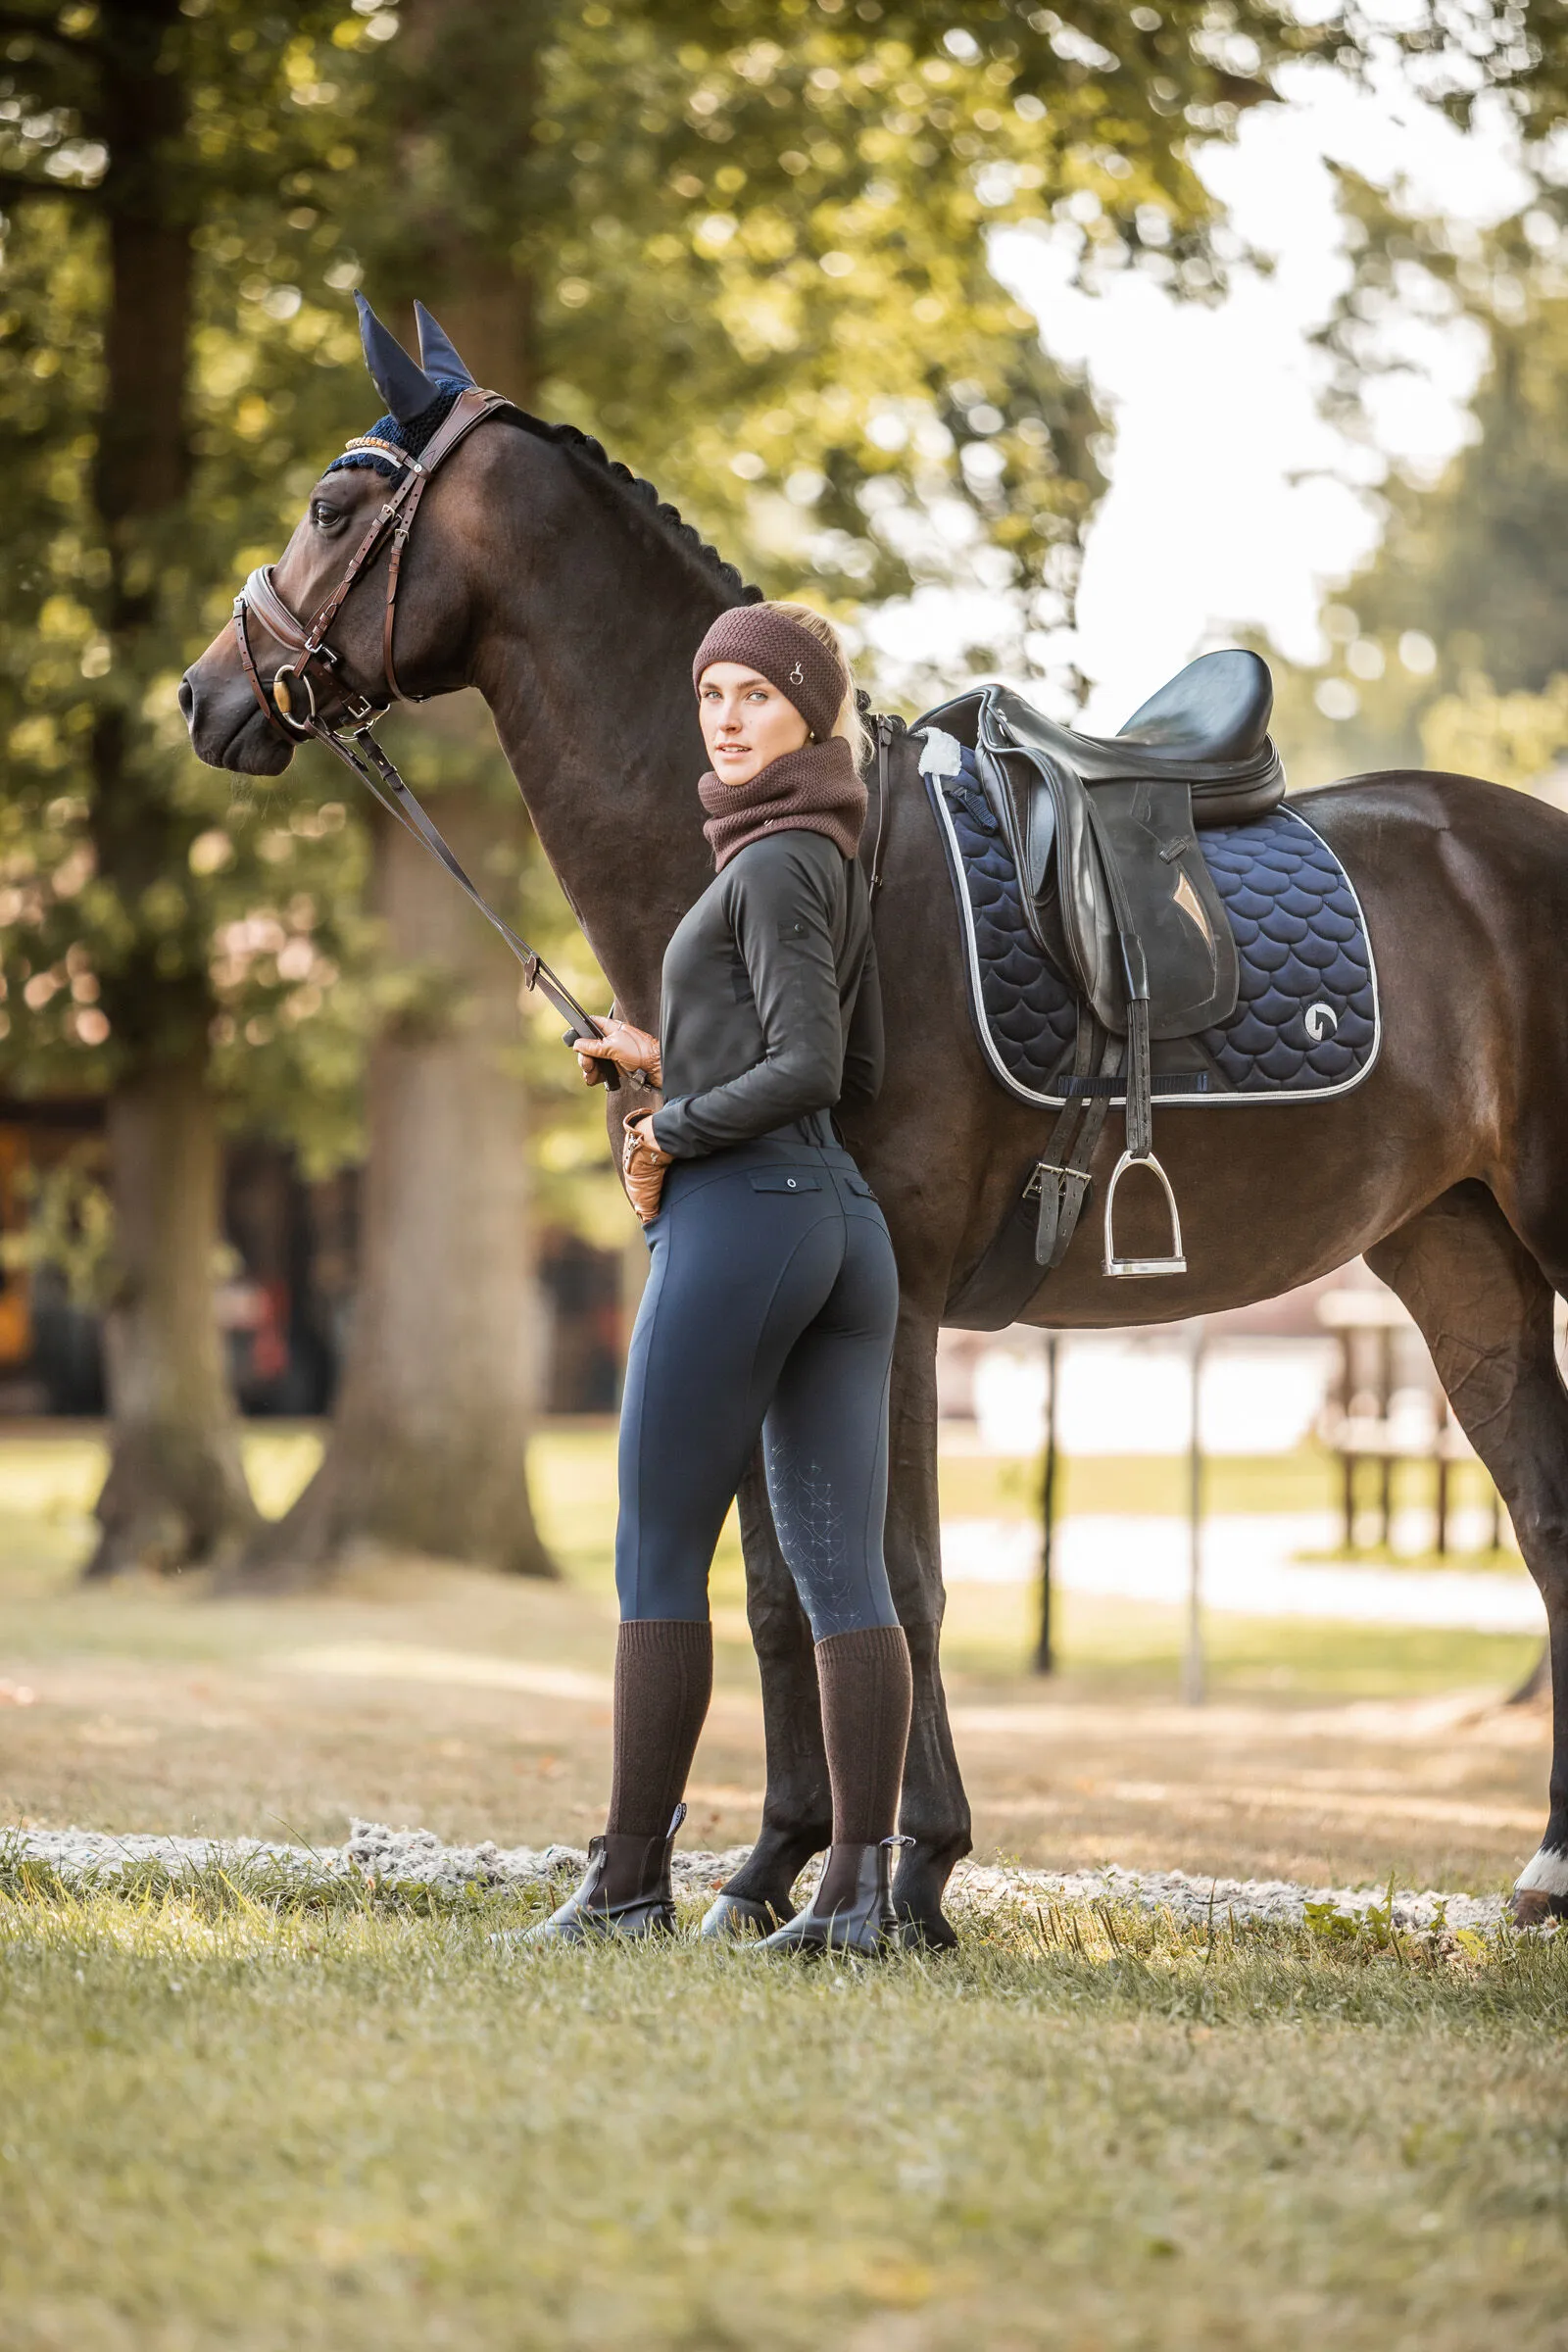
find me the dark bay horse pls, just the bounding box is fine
[182,383,1568,1936]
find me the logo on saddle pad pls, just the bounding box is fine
[1305,1002,1340,1042]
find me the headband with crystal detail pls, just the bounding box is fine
[691,605,848,744]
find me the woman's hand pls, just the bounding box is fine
[622,1112,672,1225]
[576,1015,662,1089]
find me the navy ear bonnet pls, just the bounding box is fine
[326,384,470,479]
[327,295,479,479]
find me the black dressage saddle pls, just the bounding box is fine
[918,650,1286,1278]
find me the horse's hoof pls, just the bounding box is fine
[699,1891,794,1939]
[896,1909,960,1952]
[1512,1887,1567,1929]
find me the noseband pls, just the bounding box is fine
[230,385,619,1075]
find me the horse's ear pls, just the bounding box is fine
[413,301,476,388]
[355,291,439,423]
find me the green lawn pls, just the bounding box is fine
[0,1423,1539,1704]
[1,1870,1564,2352]
[0,1430,1560,2345]
[0,1418,1506,1543]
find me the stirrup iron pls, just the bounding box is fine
[1102,1148,1186,1278]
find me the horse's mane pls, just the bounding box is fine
[329,383,761,610]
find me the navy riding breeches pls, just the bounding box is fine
[615,1135,901,1639]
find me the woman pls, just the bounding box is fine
[529,602,910,1954]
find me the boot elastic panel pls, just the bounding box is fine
[514,1802,686,1944]
[756,1838,906,1959]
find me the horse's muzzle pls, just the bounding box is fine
[179,656,295,776]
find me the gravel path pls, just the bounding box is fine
[2,1821,1512,1933]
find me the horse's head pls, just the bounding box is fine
[181,296,502,774]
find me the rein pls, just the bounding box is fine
[231,386,620,1080]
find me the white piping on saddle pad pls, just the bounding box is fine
[915,726,1383,1114]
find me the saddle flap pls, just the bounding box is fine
[1090,779,1240,1038]
[973,712,1118,1017]
[982,746,1056,900]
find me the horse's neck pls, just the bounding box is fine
[476,480,729,1023]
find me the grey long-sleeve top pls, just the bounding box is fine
[648,828,883,1159]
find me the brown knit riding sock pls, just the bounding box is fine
[605,1618,713,1843]
[813,1624,912,1910]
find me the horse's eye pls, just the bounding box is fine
[311,500,347,532]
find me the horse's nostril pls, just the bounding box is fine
[177,673,196,723]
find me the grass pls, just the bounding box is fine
[0,1430,1562,2344]
[0,1415,1510,1538]
[0,1422,1539,1708]
[1,1869,1566,2351]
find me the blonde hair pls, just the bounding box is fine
[765,602,871,772]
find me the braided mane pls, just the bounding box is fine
[329,384,760,610]
[541,416,760,608]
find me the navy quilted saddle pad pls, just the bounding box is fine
[926,745,1380,1107]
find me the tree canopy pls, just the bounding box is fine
[1258,147,1568,792]
[5,0,1560,1564]
[4,0,1556,1123]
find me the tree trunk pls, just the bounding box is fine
[240,778,555,1581]
[85,0,256,1576]
[233,17,560,1585]
[87,1050,257,1577]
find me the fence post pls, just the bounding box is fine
[1034,1332,1058,1676]
[1183,1324,1205,1706]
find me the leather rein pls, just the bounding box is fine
[231,384,614,1070]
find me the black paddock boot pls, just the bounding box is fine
[757,1837,908,1958]
[519,1804,685,1945]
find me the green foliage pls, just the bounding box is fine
[1421,672,1568,789]
[360,0,1339,625]
[0,3,386,1173]
[1302,1874,1425,1953]
[0,1141,113,1307]
[1264,168,1568,792]
[8,0,1554,1211]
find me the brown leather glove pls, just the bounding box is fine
[622,1111,672,1225]
[576,1016,662,1089]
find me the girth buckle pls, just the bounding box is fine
[1022,1160,1075,1199]
[1102,1148,1187,1279]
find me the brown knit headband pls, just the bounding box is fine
[691,605,848,744]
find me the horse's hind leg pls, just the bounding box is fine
[883,1301,972,1946]
[1365,1182,1568,1924]
[701,1447,834,1932]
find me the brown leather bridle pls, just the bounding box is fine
[231,385,622,1083]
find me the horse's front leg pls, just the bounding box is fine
[701,1446,834,1933]
[884,1299,972,1946]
